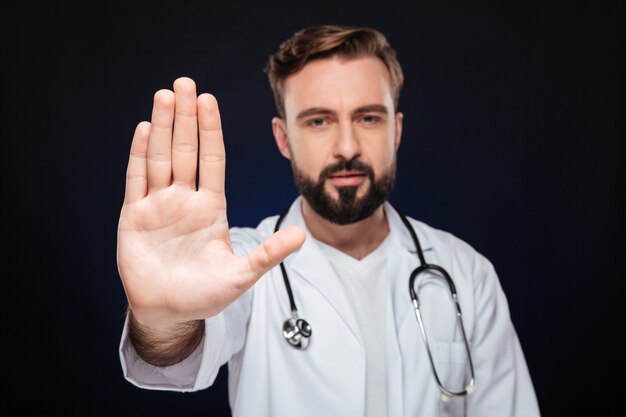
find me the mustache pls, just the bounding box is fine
[318,159,375,182]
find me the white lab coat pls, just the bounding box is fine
[119,197,541,417]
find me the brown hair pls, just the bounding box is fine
[264,25,404,119]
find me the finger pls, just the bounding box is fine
[172,77,199,188]
[124,121,151,204]
[197,93,225,194]
[147,89,175,191]
[244,225,306,283]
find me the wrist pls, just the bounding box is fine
[127,308,205,367]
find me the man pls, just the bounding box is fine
[117,25,540,416]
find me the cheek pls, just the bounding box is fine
[289,145,325,177]
[366,138,396,167]
[289,136,333,172]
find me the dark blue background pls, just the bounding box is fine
[4,1,624,416]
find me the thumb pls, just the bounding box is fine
[246,225,306,279]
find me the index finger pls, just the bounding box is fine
[123,121,151,204]
[197,93,225,194]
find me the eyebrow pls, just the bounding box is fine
[295,107,336,122]
[353,104,390,115]
[295,104,390,122]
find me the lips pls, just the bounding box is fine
[328,170,367,186]
[329,170,365,177]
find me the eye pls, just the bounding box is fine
[360,114,382,125]
[307,118,327,128]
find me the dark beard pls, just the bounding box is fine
[292,158,396,225]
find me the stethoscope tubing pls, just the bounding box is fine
[275,205,476,397]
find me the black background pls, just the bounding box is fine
[3,1,624,416]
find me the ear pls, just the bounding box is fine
[272,117,291,159]
[394,112,403,151]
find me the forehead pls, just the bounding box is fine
[282,56,394,119]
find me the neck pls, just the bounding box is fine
[301,199,390,260]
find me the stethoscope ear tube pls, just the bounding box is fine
[409,263,476,398]
[400,208,475,398]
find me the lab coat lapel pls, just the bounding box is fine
[281,198,363,346]
[384,203,434,336]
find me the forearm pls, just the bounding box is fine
[127,308,205,367]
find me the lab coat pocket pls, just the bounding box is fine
[433,341,468,417]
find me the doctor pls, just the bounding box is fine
[117,25,541,416]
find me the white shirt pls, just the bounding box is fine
[119,197,541,417]
[317,236,390,417]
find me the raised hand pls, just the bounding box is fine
[116,78,305,361]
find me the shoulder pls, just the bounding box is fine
[396,210,496,278]
[417,218,485,257]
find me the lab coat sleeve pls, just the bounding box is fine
[466,257,541,416]
[118,227,262,392]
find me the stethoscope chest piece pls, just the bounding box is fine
[283,316,312,349]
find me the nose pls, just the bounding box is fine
[333,124,361,161]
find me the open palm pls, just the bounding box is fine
[117,77,304,333]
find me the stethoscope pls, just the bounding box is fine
[274,206,476,399]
